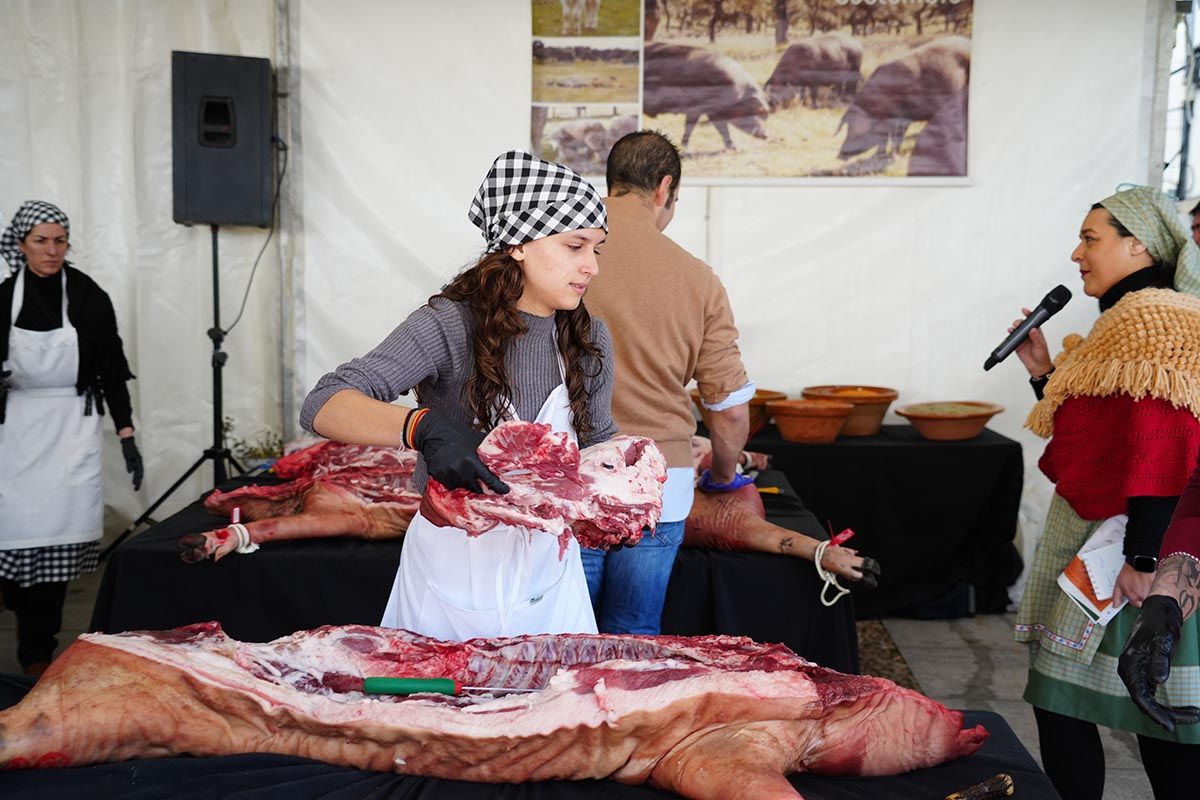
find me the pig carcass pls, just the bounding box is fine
[0,622,988,799]
[837,36,970,161]
[685,482,880,587]
[643,42,769,150]
[765,32,863,110]
[183,421,665,562]
[181,444,422,563]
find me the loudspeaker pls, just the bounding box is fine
[172,51,275,228]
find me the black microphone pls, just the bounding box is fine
[983,284,1072,371]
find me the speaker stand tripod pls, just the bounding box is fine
[101,225,244,560]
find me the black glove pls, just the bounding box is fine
[1118,595,1200,732]
[411,410,509,495]
[0,369,11,399]
[120,436,144,491]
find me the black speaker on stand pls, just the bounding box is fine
[103,51,276,559]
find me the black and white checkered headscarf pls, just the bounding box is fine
[1,200,70,273]
[468,150,607,253]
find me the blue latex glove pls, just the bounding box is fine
[697,469,755,493]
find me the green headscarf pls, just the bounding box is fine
[1098,185,1200,297]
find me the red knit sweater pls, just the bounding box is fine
[1039,394,1200,524]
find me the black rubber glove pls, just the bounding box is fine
[411,410,509,495]
[121,436,144,491]
[1118,595,1200,732]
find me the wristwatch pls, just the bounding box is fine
[1127,554,1158,573]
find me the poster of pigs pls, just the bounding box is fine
[532,0,972,181]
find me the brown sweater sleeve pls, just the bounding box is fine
[692,272,748,405]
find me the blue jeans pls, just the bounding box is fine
[580,519,685,635]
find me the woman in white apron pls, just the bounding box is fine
[299,151,615,640]
[0,202,142,676]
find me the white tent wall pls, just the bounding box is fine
[0,0,282,526]
[294,0,1175,607]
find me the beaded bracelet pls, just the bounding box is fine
[1162,551,1200,568]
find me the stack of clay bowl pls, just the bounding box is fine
[691,388,787,436]
[800,385,899,436]
[764,398,854,443]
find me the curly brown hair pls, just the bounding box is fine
[434,250,602,439]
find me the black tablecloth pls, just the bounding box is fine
[0,674,1058,799]
[746,425,1024,617]
[91,470,859,672]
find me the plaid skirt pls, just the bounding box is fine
[0,541,100,588]
[1015,493,1200,743]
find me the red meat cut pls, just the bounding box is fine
[424,422,666,552]
[0,622,987,799]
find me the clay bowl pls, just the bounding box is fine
[765,399,854,443]
[691,388,788,436]
[895,401,1005,441]
[800,385,899,436]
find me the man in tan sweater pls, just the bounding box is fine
[582,130,755,634]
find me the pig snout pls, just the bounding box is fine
[732,113,768,140]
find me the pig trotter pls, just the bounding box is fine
[944,772,1014,800]
[178,533,212,564]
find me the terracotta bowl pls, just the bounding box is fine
[800,385,899,436]
[895,401,1005,441]
[766,399,853,443]
[691,388,788,436]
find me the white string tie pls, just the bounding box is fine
[813,540,850,607]
[228,523,259,555]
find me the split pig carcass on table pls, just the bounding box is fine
[0,622,986,799]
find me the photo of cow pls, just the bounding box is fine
[531,104,640,177]
[638,0,973,180]
[532,0,641,37]
[533,38,641,104]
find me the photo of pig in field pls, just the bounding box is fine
[533,38,641,103]
[643,42,770,151]
[636,0,972,180]
[532,0,640,38]
[532,105,639,176]
[836,36,970,172]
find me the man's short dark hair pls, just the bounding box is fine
[1191,200,1200,217]
[606,130,682,202]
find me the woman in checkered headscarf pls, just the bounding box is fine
[0,201,142,677]
[300,151,619,640]
[1011,186,1200,796]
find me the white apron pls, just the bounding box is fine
[380,353,597,640]
[0,269,103,548]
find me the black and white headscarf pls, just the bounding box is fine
[1,200,71,274]
[468,150,607,253]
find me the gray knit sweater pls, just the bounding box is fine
[300,297,616,490]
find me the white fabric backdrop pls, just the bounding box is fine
[294,0,1174,605]
[0,0,281,526]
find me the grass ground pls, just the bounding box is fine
[533,60,640,103]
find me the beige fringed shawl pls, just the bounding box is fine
[1026,288,1200,437]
